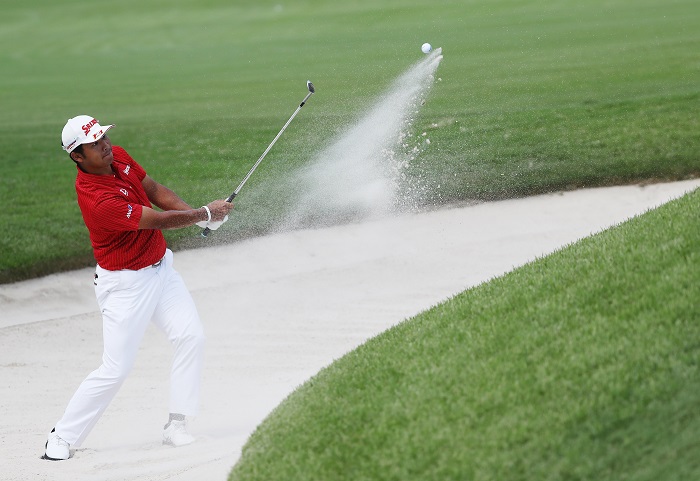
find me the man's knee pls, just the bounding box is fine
[97,359,134,383]
[176,330,206,354]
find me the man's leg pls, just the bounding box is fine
[151,250,205,445]
[52,266,162,448]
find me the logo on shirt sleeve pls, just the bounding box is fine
[120,188,128,196]
[126,204,133,219]
[123,165,131,175]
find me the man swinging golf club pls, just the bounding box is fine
[43,115,234,460]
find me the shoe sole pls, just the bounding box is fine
[42,453,68,461]
[163,440,194,447]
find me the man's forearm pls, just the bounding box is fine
[142,175,193,211]
[139,206,209,230]
[151,184,192,211]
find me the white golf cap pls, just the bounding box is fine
[61,115,114,153]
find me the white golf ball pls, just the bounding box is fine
[421,42,432,54]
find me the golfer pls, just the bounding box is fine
[44,115,234,461]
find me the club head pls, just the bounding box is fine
[307,80,315,94]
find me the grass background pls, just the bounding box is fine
[1,0,698,282]
[230,186,700,481]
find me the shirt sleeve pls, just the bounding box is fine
[91,195,143,232]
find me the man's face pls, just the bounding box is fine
[72,136,114,174]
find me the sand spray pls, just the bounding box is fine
[278,48,444,230]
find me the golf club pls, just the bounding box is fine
[202,80,316,237]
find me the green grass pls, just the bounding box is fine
[229,185,700,481]
[1,0,698,282]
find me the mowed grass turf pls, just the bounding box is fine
[1,0,699,282]
[229,187,700,481]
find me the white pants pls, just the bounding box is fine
[54,249,205,447]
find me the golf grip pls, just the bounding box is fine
[201,192,237,237]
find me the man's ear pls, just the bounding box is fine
[70,151,83,163]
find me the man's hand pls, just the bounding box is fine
[207,199,235,221]
[196,199,234,230]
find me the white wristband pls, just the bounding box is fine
[202,205,211,222]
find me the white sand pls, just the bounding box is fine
[1,179,698,481]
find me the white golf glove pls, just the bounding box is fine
[195,204,230,230]
[205,215,229,231]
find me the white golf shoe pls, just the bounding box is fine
[43,429,70,460]
[163,419,195,447]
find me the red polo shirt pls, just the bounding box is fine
[76,145,167,270]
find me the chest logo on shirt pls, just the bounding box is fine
[123,165,131,175]
[120,188,128,196]
[127,204,133,219]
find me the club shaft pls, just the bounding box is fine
[202,87,314,237]
[231,90,313,199]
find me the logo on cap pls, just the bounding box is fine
[82,118,99,136]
